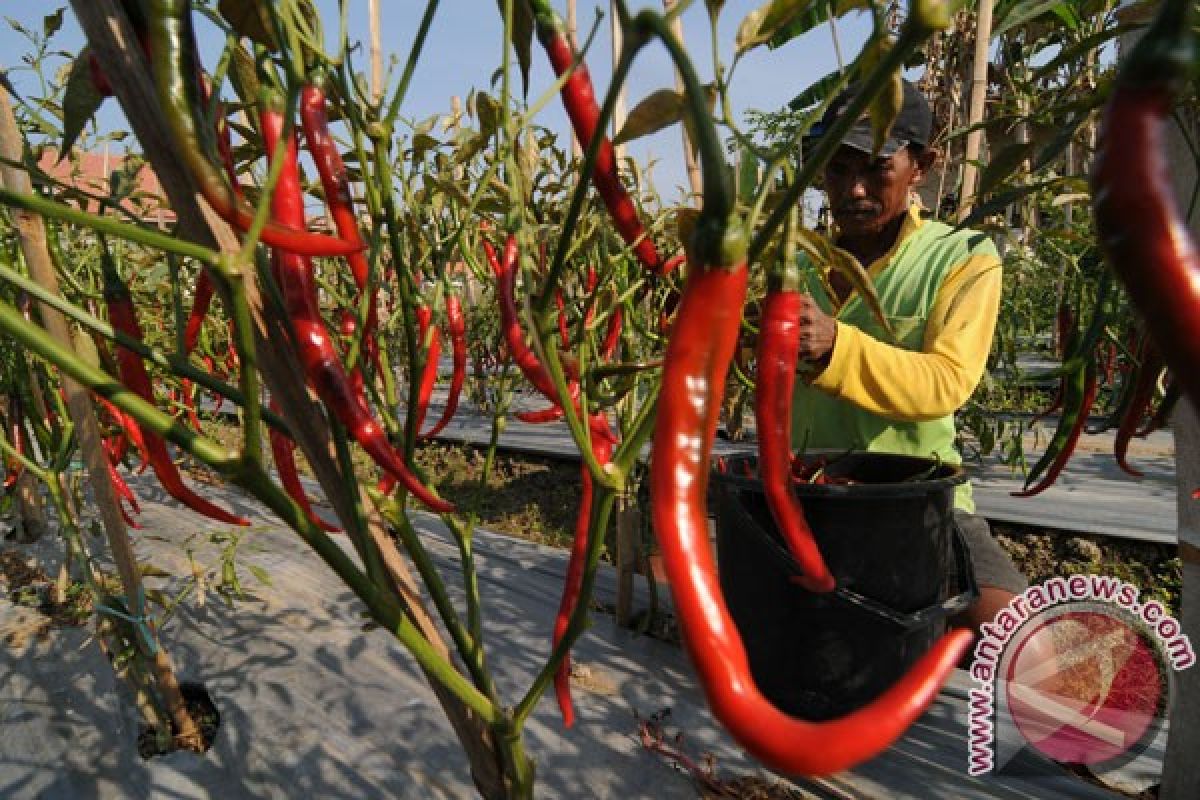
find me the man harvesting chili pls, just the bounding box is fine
[791,79,1027,631]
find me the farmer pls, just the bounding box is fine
[792,79,1027,631]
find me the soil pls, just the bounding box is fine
[136,681,221,759]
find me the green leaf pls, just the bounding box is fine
[60,49,104,158]
[993,0,1074,37]
[43,8,65,39]
[977,139,1038,198]
[1031,24,1135,81]
[138,562,173,579]
[474,92,500,136]
[247,564,273,587]
[858,34,903,156]
[614,89,685,145]
[218,0,279,48]
[795,229,896,342]
[766,0,872,50]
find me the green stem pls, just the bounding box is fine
[215,258,263,466]
[387,507,497,701]
[383,0,441,127]
[0,188,220,265]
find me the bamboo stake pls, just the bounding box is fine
[368,0,383,105]
[956,0,993,222]
[0,84,203,748]
[663,0,702,204]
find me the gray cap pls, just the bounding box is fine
[803,79,933,157]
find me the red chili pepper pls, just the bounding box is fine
[528,1,660,273]
[148,1,358,259]
[1114,339,1163,478]
[95,393,150,474]
[102,256,249,527]
[260,104,452,514]
[420,293,466,439]
[1092,0,1200,412]
[754,290,834,593]
[649,222,970,775]
[600,307,622,361]
[268,399,340,533]
[553,425,614,727]
[483,235,581,409]
[108,460,143,529]
[413,305,442,434]
[554,290,571,348]
[299,81,382,385]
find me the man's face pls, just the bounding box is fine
[822,144,927,238]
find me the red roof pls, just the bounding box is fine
[37,148,175,224]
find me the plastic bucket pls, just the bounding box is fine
[713,451,978,720]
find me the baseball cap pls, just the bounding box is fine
[803,79,932,157]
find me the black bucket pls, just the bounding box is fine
[713,451,978,720]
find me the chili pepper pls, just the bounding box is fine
[95,393,150,474]
[483,235,581,409]
[413,305,442,434]
[102,250,250,526]
[755,289,834,593]
[1011,362,1099,498]
[649,219,970,775]
[554,290,571,348]
[299,80,382,385]
[4,399,24,490]
[108,461,143,529]
[600,307,622,361]
[147,0,358,258]
[420,293,466,439]
[528,0,660,273]
[87,51,114,97]
[553,426,614,727]
[1092,0,1200,412]
[260,103,452,514]
[269,399,340,533]
[1114,338,1163,478]
[1139,378,1179,436]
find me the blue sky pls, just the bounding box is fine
[0,2,875,202]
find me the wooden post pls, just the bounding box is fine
[1161,96,1200,800]
[368,0,383,105]
[610,1,627,162]
[663,0,702,204]
[567,0,582,159]
[956,0,993,222]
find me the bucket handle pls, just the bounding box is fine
[832,524,978,632]
[744,501,979,631]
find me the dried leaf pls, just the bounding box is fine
[614,89,685,145]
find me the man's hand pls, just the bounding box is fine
[796,294,838,367]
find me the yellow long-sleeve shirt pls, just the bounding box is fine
[792,205,1003,510]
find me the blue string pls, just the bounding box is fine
[95,595,159,656]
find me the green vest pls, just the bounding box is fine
[791,216,998,511]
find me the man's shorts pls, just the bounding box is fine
[954,509,1028,595]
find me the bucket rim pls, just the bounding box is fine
[712,450,968,498]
